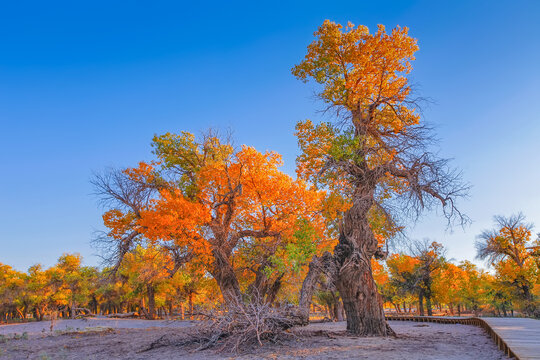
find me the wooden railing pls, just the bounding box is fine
[385,315,518,359]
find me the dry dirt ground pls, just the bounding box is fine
[0,319,506,359]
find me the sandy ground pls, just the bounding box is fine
[0,318,194,337]
[0,319,506,359]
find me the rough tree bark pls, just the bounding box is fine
[331,292,344,321]
[298,252,333,324]
[210,248,243,305]
[298,207,394,336]
[188,292,194,320]
[147,284,156,319]
[425,295,433,316]
[334,233,391,335]
[418,293,425,316]
[324,183,393,335]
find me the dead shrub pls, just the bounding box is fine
[193,299,305,352]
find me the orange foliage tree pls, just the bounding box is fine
[476,214,539,316]
[95,131,329,307]
[292,20,468,335]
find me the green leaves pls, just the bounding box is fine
[328,127,362,164]
[266,219,318,276]
[151,131,234,198]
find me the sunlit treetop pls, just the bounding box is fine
[293,21,418,118]
[293,20,421,183]
[477,214,538,268]
[293,20,468,233]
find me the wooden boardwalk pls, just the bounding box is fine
[386,315,540,359]
[482,318,540,360]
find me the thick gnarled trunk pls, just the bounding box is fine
[211,245,286,307]
[211,248,243,304]
[333,191,393,336]
[147,284,156,319]
[298,192,394,336]
[335,259,387,334]
[334,233,392,336]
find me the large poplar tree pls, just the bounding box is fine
[293,20,467,335]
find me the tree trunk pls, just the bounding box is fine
[328,186,393,335]
[418,293,424,316]
[140,297,146,318]
[426,295,433,316]
[15,308,24,320]
[335,255,389,335]
[70,299,76,319]
[336,299,345,321]
[298,253,330,324]
[211,248,243,305]
[298,190,395,335]
[301,192,394,336]
[188,292,193,320]
[265,275,284,305]
[147,284,156,319]
[325,304,331,319]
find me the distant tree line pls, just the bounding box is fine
[2,213,538,323]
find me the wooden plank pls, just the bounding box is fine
[385,315,540,360]
[482,318,540,360]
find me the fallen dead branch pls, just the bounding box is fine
[105,312,138,319]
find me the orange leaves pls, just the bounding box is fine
[121,246,174,284]
[387,253,420,275]
[499,224,531,251]
[292,20,418,115]
[295,120,335,184]
[120,131,328,285]
[479,216,535,270]
[371,258,389,285]
[139,190,211,260]
[123,161,156,183]
[232,146,324,237]
[292,20,423,208]
[102,209,138,239]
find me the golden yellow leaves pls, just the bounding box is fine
[112,133,329,273]
[295,120,335,184]
[292,20,421,191]
[123,161,156,183]
[102,209,138,240]
[293,19,418,113]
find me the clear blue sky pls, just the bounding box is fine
[1,0,539,271]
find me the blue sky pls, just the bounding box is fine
[1,0,539,271]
